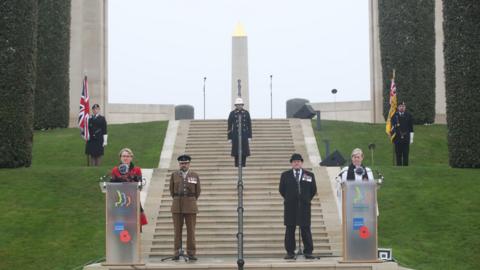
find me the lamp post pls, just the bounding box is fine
[270,75,273,119]
[203,77,207,120]
[331,88,338,120]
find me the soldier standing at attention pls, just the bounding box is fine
[170,154,201,260]
[390,101,414,166]
[279,153,317,260]
[85,104,108,166]
[227,97,252,167]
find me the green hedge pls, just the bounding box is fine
[379,0,436,124]
[0,0,38,168]
[443,1,480,168]
[34,0,71,130]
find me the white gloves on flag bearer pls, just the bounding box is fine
[410,133,414,144]
[103,135,108,147]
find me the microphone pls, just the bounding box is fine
[118,163,129,175]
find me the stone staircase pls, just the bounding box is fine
[85,119,406,270]
[146,119,338,259]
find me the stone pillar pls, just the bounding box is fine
[231,23,249,110]
[434,0,446,123]
[69,0,108,127]
[369,0,384,124]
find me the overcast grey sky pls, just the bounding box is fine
[108,0,370,119]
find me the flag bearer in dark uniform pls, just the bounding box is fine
[227,97,252,167]
[390,101,414,166]
[170,154,201,260]
[279,153,317,260]
[85,104,108,166]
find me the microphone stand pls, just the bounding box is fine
[236,113,245,270]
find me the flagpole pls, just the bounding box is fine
[391,69,395,166]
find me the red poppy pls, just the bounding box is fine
[359,226,370,239]
[120,230,131,243]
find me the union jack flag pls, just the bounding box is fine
[78,76,90,141]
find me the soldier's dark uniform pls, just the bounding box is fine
[169,156,201,258]
[85,112,107,165]
[227,108,252,167]
[391,107,414,166]
[279,154,317,258]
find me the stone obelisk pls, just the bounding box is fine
[231,23,249,110]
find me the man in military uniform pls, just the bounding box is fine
[170,154,201,260]
[227,97,252,167]
[279,153,317,260]
[390,101,414,166]
[85,104,108,166]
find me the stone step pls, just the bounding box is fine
[148,249,335,258]
[157,200,321,207]
[185,141,294,145]
[155,218,325,226]
[180,166,293,171]
[188,128,292,133]
[160,195,285,201]
[190,190,284,195]
[157,207,323,214]
[186,153,293,159]
[149,243,332,253]
[187,134,292,138]
[185,162,291,167]
[161,186,278,192]
[185,148,295,152]
[162,180,283,185]
[153,228,328,236]
[89,259,400,270]
[149,235,331,244]
[156,212,324,219]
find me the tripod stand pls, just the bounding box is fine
[294,227,321,260]
[295,227,303,259]
[161,242,189,262]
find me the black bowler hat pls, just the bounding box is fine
[290,153,303,163]
[177,154,191,162]
[92,104,100,109]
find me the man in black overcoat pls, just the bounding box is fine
[390,101,414,166]
[227,97,252,167]
[85,104,108,166]
[279,153,317,259]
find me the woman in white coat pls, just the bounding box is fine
[336,148,376,221]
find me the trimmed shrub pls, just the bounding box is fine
[0,0,38,167]
[34,0,71,130]
[379,0,436,124]
[443,1,480,168]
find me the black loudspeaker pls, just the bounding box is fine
[286,98,310,118]
[320,150,346,166]
[293,104,316,119]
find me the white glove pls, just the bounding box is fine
[103,134,108,147]
[410,132,414,144]
[228,139,232,144]
[248,138,252,142]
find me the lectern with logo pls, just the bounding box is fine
[101,182,144,266]
[342,180,379,262]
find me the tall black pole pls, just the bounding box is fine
[203,77,206,120]
[237,113,244,270]
[237,79,242,97]
[270,75,273,119]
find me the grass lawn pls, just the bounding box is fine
[0,121,168,270]
[313,120,480,270]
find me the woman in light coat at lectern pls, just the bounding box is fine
[338,148,374,182]
[336,148,376,221]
